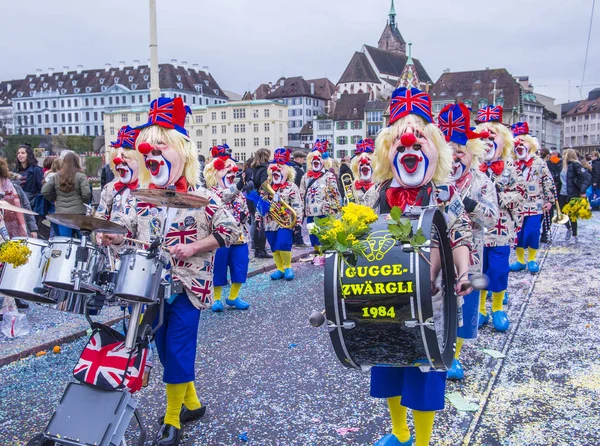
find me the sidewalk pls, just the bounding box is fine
[0,246,312,366]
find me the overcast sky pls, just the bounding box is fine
[0,0,597,104]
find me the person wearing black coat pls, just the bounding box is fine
[558,149,592,242]
[250,149,272,258]
[590,152,600,193]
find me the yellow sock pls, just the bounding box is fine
[214,286,222,302]
[528,248,538,262]
[455,337,464,360]
[479,290,487,316]
[273,251,284,272]
[388,397,410,443]
[183,381,201,411]
[413,410,435,446]
[280,251,292,269]
[228,283,242,301]
[492,291,505,313]
[516,247,525,264]
[165,383,187,429]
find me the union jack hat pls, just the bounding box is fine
[476,105,503,123]
[511,122,530,137]
[354,139,374,157]
[211,144,237,162]
[111,125,139,149]
[136,97,192,137]
[312,139,330,158]
[437,103,486,146]
[389,87,433,125]
[270,148,292,165]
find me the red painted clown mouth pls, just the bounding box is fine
[312,159,322,170]
[225,172,236,186]
[272,171,282,182]
[116,165,130,178]
[146,159,164,176]
[360,165,371,176]
[400,154,423,174]
[515,144,526,156]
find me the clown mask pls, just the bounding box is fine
[138,140,184,188]
[483,127,504,162]
[357,155,373,182]
[310,153,324,173]
[513,137,531,161]
[449,142,472,182]
[215,158,239,188]
[389,124,437,188]
[113,150,139,184]
[270,164,285,185]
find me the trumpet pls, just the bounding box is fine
[260,181,298,229]
[552,200,569,225]
[340,173,357,205]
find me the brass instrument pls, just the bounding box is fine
[552,200,569,225]
[341,173,357,205]
[260,181,298,229]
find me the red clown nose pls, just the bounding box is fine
[400,132,417,147]
[232,166,239,173]
[138,142,153,155]
[359,158,370,165]
[113,157,124,165]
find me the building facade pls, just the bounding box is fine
[563,88,600,155]
[332,94,370,158]
[105,100,288,162]
[2,61,228,137]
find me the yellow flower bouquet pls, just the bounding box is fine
[562,197,592,222]
[0,240,32,267]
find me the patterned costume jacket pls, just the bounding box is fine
[97,180,138,238]
[300,171,341,217]
[362,180,474,250]
[258,182,304,232]
[355,181,374,206]
[480,160,526,248]
[455,169,499,273]
[515,156,556,216]
[210,185,249,245]
[131,186,241,310]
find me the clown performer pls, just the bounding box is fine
[362,87,474,446]
[96,125,148,239]
[299,139,341,262]
[475,105,525,332]
[350,139,376,204]
[98,97,240,446]
[204,144,251,312]
[509,122,555,274]
[438,103,499,380]
[255,148,303,280]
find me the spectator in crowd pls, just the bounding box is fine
[590,151,600,193]
[289,151,309,247]
[337,156,353,204]
[547,150,562,192]
[15,144,43,203]
[100,150,115,190]
[42,156,54,175]
[558,148,592,243]
[45,158,62,183]
[42,152,91,237]
[251,149,272,258]
[198,154,206,188]
[539,148,554,243]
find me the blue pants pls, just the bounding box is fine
[154,293,201,384]
[266,229,293,252]
[51,223,81,238]
[457,289,479,340]
[370,366,446,411]
[482,246,510,292]
[516,214,542,249]
[307,216,324,247]
[213,243,249,286]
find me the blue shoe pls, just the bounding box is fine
[509,261,527,272]
[492,311,510,332]
[271,269,284,280]
[284,268,295,280]
[478,312,490,328]
[211,300,224,312]
[374,434,413,446]
[527,261,540,274]
[503,292,508,305]
[447,358,464,380]
[226,297,250,310]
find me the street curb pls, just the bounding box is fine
[0,249,313,368]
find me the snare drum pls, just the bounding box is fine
[323,208,456,371]
[0,237,54,304]
[113,249,165,303]
[43,237,104,294]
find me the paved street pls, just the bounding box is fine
[0,220,599,445]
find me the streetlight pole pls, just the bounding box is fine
[492,79,497,105]
[149,0,160,100]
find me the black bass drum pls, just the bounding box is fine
[323,208,456,371]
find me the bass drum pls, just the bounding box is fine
[324,208,456,371]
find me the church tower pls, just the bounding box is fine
[378,0,407,55]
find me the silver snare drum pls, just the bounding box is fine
[113,249,165,303]
[0,237,52,304]
[43,237,103,294]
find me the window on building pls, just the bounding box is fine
[68,126,73,134]
[74,113,78,122]
[67,99,71,107]
[253,109,259,118]
[264,123,270,132]
[352,135,362,144]
[211,112,217,120]
[195,116,203,124]
[45,114,49,123]
[264,109,270,118]
[279,123,283,133]
[221,111,227,120]
[196,129,203,136]
[121,114,128,122]
[254,137,260,147]
[68,113,72,122]
[240,124,246,133]
[36,101,41,109]
[233,108,245,119]
[86,125,90,135]
[74,99,78,107]
[74,126,79,134]
[234,138,240,147]
[37,115,42,124]
[109,127,115,135]
[253,123,259,132]
[221,125,227,133]
[221,139,227,145]
[52,100,57,108]
[307,110,312,117]
[60,100,64,108]
[109,115,114,123]
[264,137,270,146]
[337,136,347,145]
[197,141,202,150]
[368,124,382,137]
[53,114,57,123]
[17,103,21,111]
[351,121,362,130]
[241,138,246,147]
[212,139,217,146]
[85,112,90,121]
[336,121,348,130]
[367,111,383,122]
[234,124,240,133]
[212,125,217,134]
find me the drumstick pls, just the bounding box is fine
[107,247,116,272]
[124,236,148,246]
